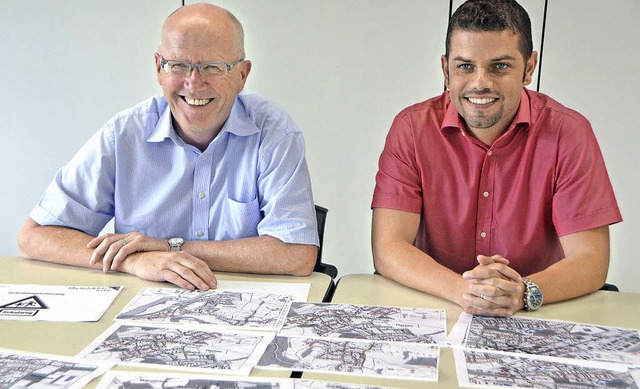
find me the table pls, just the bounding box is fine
[0,255,333,387]
[301,273,640,388]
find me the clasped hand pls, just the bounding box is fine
[87,232,216,291]
[461,254,525,316]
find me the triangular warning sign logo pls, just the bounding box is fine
[0,295,48,310]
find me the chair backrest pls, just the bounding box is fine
[314,205,338,278]
[600,283,619,292]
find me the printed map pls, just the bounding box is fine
[455,348,638,389]
[116,288,291,330]
[258,335,439,381]
[0,348,110,389]
[79,323,270,375]
[453,314,640,364]
[280,302,446,344]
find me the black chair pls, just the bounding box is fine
[313,205,338,279]
[600,283,619,292]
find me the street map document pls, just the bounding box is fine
[453,348,637,389]
[115,288,293,331]
[0,347,113,389]
[0,284,122,322]
[449,313,640,365]
[78,322,273,375]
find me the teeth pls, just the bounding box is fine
[468,97,496,105]
[185,97,211,106]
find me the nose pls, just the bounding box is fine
[469,68,492,90]
[184,65,206,86]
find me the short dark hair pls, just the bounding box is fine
[445,0,533,61]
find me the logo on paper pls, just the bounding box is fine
[0,295,48,317]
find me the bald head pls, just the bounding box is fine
[160,3,245,59]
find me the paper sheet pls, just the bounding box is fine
[0,284,122,322]
[216,280,310,301]
[115,287,293,331]
[453,348,637,388]
[0,347,113,389]
[258,335,440,382]
[449,312,640,365]
[279,302,447,344]
[78,322,273,375]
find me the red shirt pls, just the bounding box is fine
[372,89,622,276]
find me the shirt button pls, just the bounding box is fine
[480,231,487,238]
[483,191,489,198]
[198,192,205,199]
[487,151,493,156]
[202,155,208,161]
[197,231,204,237]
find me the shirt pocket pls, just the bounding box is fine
[222,197,261,239]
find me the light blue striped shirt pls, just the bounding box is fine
[31,91,319,246]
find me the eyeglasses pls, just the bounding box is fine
[159,55,245,78]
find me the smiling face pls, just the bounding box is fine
[156,5,250,148]
[441,29,537,146]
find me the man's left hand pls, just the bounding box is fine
[87,232,169,273]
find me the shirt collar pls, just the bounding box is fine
[219,92,260,137]
[441,88,532,133]
[146,93,259,144]
[146,101,175,143]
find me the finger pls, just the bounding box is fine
[468,277,523,298]
[174,260,217,290]
[102,238,128,272]
[463,303,516,317]
[87,235,106,249]
[159,269,198,290]
[489,254,509,264]
[477,254,509,266]
[88,234,116,264]
[110,237,138,270]
[164,263,216,291]
[463,292,518,317]
[485,263,521,283]
[463,292,493,312]
[464,262,520,283]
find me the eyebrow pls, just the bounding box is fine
[452,55,518,62]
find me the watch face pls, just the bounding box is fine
[169,237,184,245]
[527,287,543,309]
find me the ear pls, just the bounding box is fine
[236,60,252,91]
[154,52,163,86]
[441,55,450,89]
[523,51,538,86]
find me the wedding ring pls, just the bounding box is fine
[480,294,486,300]
[120,239,127,247]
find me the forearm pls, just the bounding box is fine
[527,226,610,304]
[373,239,466,306]
[182,235,317,276]
[528,253,608,304]
[17,218,100,268]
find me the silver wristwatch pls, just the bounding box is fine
[168,237,184,252]
[522,277,543,311]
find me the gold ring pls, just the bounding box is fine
[120,239,127,247]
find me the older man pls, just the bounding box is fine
[19,4,318,289]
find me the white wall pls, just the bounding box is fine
[207,0,451,279]
[2,1,638,292]
[1,0,178,257]
[540,0,640,292]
